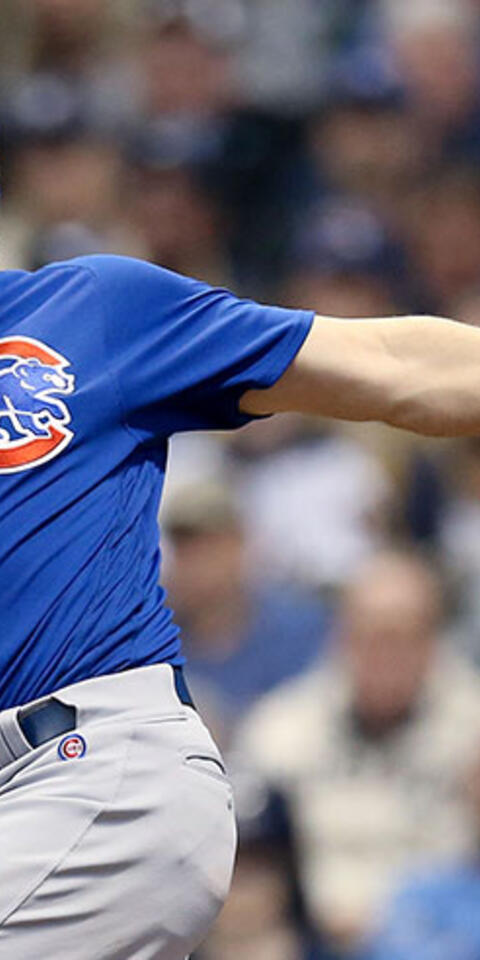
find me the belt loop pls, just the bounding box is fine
[0,711,31,769]
[0,726,17,768]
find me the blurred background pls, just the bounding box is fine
[4,0,480,956]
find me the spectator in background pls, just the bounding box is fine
[20,0,110,74]
[211,110,308,296]
[139,7,235,118]
[236,550,480,954]
[358,747,480,960]
[401,166,480,312]
[385,0,480,161]
[0,0,108,78]
[283,196,404,316]
[308,89,425,221]
[124,118,231,285]
[165,406,393,594]
[232,0,328,112]
[162,481,328,740]
[11,130,120,227]
[0,0,142,132]
[440,440,480,661]
[0,96,143,268]
[228,414,393,589]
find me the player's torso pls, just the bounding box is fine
[0,263,177,710]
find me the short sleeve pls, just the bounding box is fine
[72,255,314,440]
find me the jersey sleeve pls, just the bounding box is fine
[73,255,314,440]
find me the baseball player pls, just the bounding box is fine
[0,254,479,959]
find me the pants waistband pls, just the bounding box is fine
[0,665,194,772]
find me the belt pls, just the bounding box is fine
[17,666,195,750]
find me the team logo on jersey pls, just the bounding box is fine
[58,733,87,761]
[0,337,75,474]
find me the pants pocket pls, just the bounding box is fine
[183,752,229,785]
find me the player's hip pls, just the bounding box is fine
[0,664,233,813]
[0,665,236,958]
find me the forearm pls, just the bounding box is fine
[310,314,480,436]
[241,314,480,438]
[378,315,480,436]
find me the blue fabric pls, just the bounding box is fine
[185,582,328,714]
[357,861,480,960]
[0,255,314,709]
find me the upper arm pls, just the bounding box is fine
[240,315,396,423]
[72,254,314,438]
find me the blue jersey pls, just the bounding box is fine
[0,255,313,710]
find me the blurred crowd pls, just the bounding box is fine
[4,0,480,957]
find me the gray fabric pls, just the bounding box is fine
[0,666,236,959]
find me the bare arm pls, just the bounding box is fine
[240,314,480,437]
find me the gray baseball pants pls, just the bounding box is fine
[0,665,237,959]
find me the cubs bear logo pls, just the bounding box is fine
[0,336,75,474]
